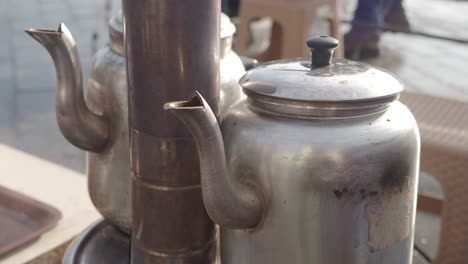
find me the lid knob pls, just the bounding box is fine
[306,36,339,69]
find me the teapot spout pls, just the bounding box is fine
[165,92,263,229]
[25,23,108,152]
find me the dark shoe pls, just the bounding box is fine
[383,2,410,32]
[344,26,381,60]
[346,46,380,61]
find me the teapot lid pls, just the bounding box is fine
[240,36,404,111]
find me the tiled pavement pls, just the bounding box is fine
[0,0,467,174]
[366,0,468,102]
[365,2,467,261]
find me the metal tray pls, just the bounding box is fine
[0,185,61,256]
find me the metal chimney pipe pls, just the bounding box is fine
[123,0,220,263]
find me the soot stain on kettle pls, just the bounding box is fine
[329,159,414,252]
[379,161,410,191]
[333,189,344,199]
[333,188,349,200]
[364,161,413,252]
[333,187,380,201]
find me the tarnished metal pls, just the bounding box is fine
[26,10,245,236]
[62,220,130,264]
[123,0,220,263]
[25,24,109,152]
[165,94,263,229]
[166,37,420,264]
[85,15,130,233]
[26,20,131,233]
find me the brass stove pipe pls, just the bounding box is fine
[122,0,220,263]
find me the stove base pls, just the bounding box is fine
[62,220,130,264]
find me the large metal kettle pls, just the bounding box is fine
[25,11,248,234]
[166,36,420,264]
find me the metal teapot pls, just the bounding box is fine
[220,12,251,114]
[25,11,248,234]
[166,36,420,264]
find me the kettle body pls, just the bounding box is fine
[165,36,420,264]
[85,42,131,232]
[218,99,419,263]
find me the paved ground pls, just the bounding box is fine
[366,0,468,101]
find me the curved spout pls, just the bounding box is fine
[164,92,263,229]
[25,23,108,152]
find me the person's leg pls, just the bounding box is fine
[383,0,410,32]
[345,0,383,60]
[221,0,240,17]
[353,0,382,27]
